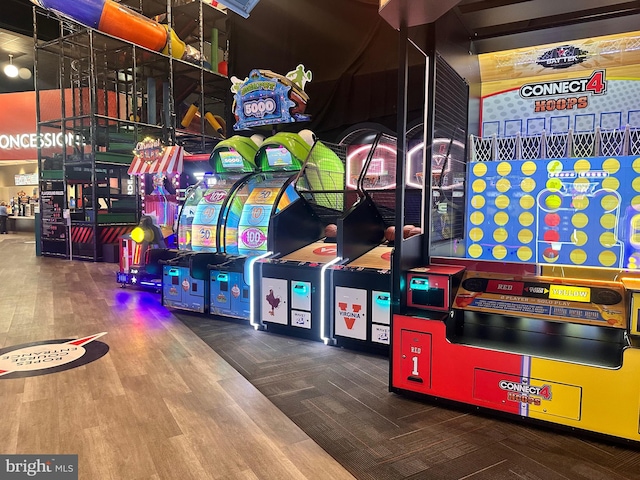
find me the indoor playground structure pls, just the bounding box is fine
[32,0,212,66]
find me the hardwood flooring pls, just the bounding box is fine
[0,233,355,480]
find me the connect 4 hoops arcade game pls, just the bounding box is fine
[381,1,640,443]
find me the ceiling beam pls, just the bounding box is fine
[468,1,640,40]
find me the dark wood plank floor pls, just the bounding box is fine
[177,308,640,480]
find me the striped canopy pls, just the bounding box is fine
[128,145,184,175]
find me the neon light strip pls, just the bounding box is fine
[346,144,396,189]
[248,251,273,329]
[405,143,424,189]
[320,257,342,345]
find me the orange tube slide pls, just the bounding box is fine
[99,0,168,52]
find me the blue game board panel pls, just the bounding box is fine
[465,156,640,269]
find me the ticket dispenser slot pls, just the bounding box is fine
[410,278,445,309]
[406,265,465,312]
[291,281,312,311]
[218,273,229,292]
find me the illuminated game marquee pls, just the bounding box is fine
[465,155,640,269]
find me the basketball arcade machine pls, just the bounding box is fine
[252,138,350,340]
[326,128,419,353]
[382,1,640,442]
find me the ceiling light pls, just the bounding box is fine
[4,55,18,78]
[18,68,32,80]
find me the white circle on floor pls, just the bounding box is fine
[0,344,86,372]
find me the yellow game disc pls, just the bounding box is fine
[497,162,512,176]
[571,195,589,210]
[492,245,507,260]
[602,158,620,174]
[599,231,617,247]
[573,159,591,173]
[573,177,590,194]
[632,177,640,192]
[521,161,537,176]
[570,249,587,265]
[545,194,562,210]
[518,229,533,243]
[520,195,535,209]
[547,160,563,175]
[521,178,536,193]
[599,250,617,267]
[633,158,640,174]
[493,228,508,243]
[517,246,533,261]
[473,162,488,176]
[496,178,511,193]
[545,178,562,191]
[632,195,640,212]
[470,211,485,225]
[495,195,510,209]
[468,244,483,258]
[519,212,534,227]
[469,227,484,242]
[602,177,620,191]
[570,230,588,246]
[571,213,588,228]
[471,195,486,209]
[473,179,487,193]
[600,194,619,212]
[600,213,617,229]
[494,211,509,226]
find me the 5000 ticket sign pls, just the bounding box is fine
[465,156,640,269]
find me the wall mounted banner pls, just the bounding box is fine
[478,31,640,135]
[0,333,108,379]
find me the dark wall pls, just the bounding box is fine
[229,0,406,138]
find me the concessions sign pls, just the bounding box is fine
[454,272,626,328]
[231,64,312,130]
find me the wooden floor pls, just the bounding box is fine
[3,232,640,480]
[0,233,355,480]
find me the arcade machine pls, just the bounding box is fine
[206,132,312,320]
[210,64,320,321]
[386,5,640,442]
[252,138,353,341]
[161,135,263,312]
[117,144,191,289]
[327,127,424,353]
